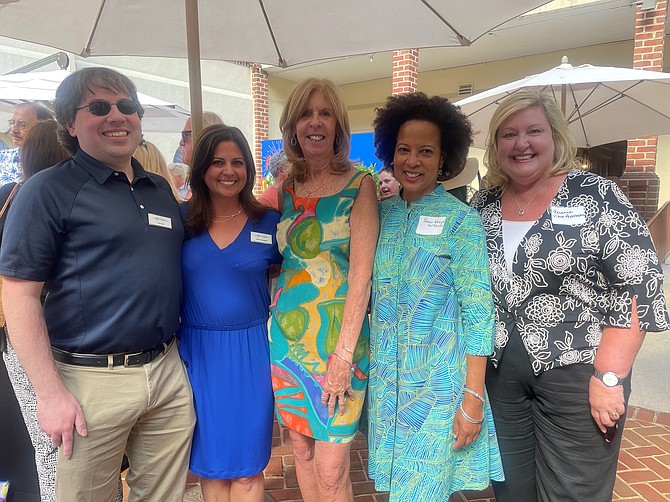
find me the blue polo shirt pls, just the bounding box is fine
[0,149,184,354]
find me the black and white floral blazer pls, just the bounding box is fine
[470,170,669,375]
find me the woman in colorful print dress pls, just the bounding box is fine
[470,90,670,501]
[269,78,379,502]
[179,125,282,502]
[368,92,504,501]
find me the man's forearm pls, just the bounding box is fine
[2,276,65,397]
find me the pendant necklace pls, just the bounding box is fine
[212,209,243,223]
[303,173,332,197]
[509,179,546,216]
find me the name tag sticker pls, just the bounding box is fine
[416,216,446,235]
[551,206,586,226]
[148,213,172,229]
[250,231,273,245]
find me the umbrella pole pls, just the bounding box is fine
[561,83,566,115]
[185,0,203,138]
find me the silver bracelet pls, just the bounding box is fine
[342,346,354,356]
[464,387,485,404]
[459,403,484,424]
[330,351,354,371]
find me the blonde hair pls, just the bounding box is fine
[134,140,180,200]
[279,78,352,181]
[483,90,581,189]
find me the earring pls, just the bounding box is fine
[290,136,297,147]
[438,168,443,176]
[335,135,341,146]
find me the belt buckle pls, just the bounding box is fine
[123,351,142,368]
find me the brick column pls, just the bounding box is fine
[392,50,419,95]
[251,64,269,195]
[622,0,667,219]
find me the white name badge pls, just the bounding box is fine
[250,231,273,245]
[550,206,586,226]
[148,213,172,229]
[416,215,446,235]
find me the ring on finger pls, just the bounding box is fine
[610,411,620,420]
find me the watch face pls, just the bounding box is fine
[603,372,619,386]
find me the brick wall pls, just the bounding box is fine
[392,50,419,95]
[622,0,667,217]
[618,171,661,220]
[251,64,269,195]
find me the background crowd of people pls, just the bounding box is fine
[0,67,667,502]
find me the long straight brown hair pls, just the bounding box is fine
[185,125,269,236]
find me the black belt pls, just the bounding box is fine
[52,338,174,369]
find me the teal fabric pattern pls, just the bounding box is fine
[368,185,504,501]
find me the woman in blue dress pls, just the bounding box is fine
[178,125,282,502]
[368,93,504,501]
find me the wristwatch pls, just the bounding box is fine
[593,370,624,387]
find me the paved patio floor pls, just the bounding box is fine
[167,405,670,502]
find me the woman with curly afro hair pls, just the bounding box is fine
[367,92,503,501]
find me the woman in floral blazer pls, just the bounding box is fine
[470,90,669,502]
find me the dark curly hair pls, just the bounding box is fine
[373,93,472,182]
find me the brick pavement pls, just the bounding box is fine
[262,405,670,502]
[125,406,670,501]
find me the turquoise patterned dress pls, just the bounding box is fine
[368,185,504,501]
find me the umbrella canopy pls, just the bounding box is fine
[455,57,670,149]
[0,0,552,134]
[0,70,190,133]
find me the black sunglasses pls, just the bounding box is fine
[181,130,192,142]
[76,99,139,117]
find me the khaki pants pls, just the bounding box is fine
[54,340,195,502]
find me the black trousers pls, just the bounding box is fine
[0,353,40,501]
[486,331,629,502]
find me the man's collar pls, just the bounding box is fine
[73,149,160,188]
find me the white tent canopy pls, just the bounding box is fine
[456,57,670,149]
[0,0,552,135]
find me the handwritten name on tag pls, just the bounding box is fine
[416,216,446,235]
[550,206,586,226]
[250,231,273,245]
[148,213,172,229]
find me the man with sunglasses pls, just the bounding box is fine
[0,102,53,185]
[0,67,195,501]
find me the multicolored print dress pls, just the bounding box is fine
[269,170,370,443]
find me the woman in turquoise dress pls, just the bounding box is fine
[179,125,281,502]
[368,93,504,501]
[269,78,379,502]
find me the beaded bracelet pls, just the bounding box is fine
[463,387,485,404]
[459,403,484,424]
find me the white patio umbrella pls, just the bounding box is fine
[455,56,670,149]
[0,0,552,135]
[0,70,190,133]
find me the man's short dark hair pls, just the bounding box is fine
[379,165,394,176]
[54,67,144,155]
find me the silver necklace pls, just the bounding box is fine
[212,209,243,223]
[303,173,332,196]
[509,180,545,216]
